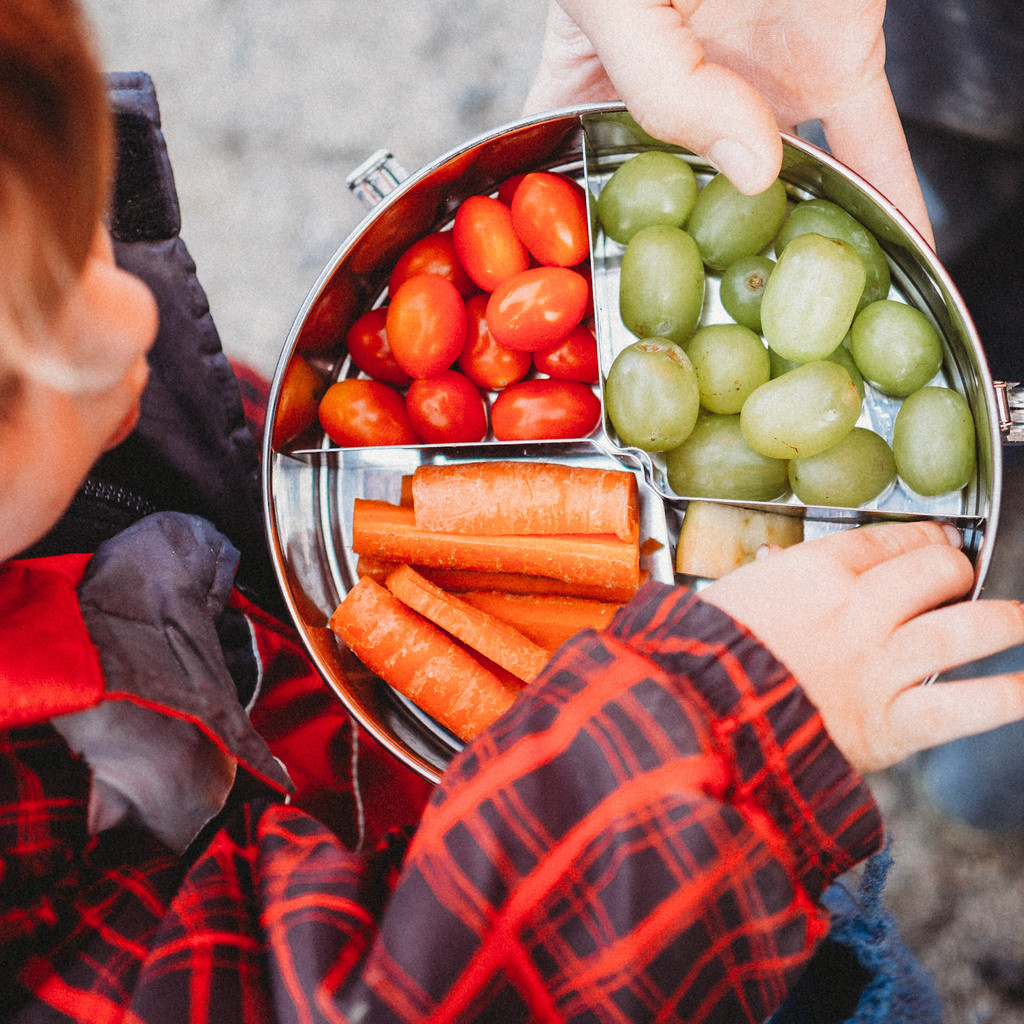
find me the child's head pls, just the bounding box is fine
[0,0,158,561]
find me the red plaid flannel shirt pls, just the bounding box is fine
[0,581,882,1023]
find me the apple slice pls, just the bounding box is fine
[675,500,804,579]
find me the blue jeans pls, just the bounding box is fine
[768,848,942,1024]
[921,644,1024,834]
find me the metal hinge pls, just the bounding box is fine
[994,381,1024,444]
[346,150,410,210]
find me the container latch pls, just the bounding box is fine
[994,381,1024,444]
[346,150,410,210]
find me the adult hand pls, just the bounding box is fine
[524,0,934,246]
[700,521,1024,774]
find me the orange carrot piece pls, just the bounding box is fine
[355,555,402,584]
[385,565,549,683]
[356,555,646,603]
[458,591,621,652]
[399,475,414,507]
[411,461,639,542]
[640,537,664,558]
[328,577,520,742]
[352,499,641,593]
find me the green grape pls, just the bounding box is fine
[850,299,943,396]
[775,198,891,310]
[788,427,896,507]
[824,341,867,401]
[665,412,790,500]
[685,323,770,414]
[770,338,865,399]
[760,232,866,363]
[605,338,700,451]
[619,225,705,346]
[719,255,775,331]
[892,386,976,495]
[740,359,862,459]
[597,151,699,244]
[686,174,788,271]
[768,347,800,379]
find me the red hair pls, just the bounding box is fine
[0,0,112,303]
[0,0,112,408]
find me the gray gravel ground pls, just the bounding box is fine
[88,2,1024,1020]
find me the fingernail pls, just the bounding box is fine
[707,139,762,195]
[940,523,963,548]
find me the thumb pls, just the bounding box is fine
[563,0,783,194]
[820,75,935,247]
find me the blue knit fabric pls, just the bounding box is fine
[768,844,943,1023]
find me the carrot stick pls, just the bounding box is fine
[355,555,403,585]
[411,461,639,542]
[458,591,621,652]
[385,565,549,683]
[328,577,521,742]
[352,499,641,593]
[356,555,646,603]
[399,475,414,507]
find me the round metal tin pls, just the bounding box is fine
[262,104,1000,782]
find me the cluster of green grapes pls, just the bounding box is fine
[598,151,977,507]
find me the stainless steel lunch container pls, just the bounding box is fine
[262,104,1010,782]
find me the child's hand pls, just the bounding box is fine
[700,521,1024,773]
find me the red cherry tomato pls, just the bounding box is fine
[345,307,413,385]
[385,274,467,379]
[318,379,419,447]
[457,293,532,390]
[271,355,323,448]
[405,370,488,444]
[510,172,590,268]
[490,379,601,441]
[533,323,600,384]
[388,230,476,298]
[452,194,529,292]
[485,266,590,352]
[496,173,527,207]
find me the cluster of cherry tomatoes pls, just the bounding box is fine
[275,171,604,450]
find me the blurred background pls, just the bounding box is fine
[88,0,549,377]
[88,3,1024,1020]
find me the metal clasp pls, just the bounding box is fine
[994,381,1024,444]
[346,150,410,210]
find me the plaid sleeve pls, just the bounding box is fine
[2,583,881,1024]
[343,582,883,1023]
